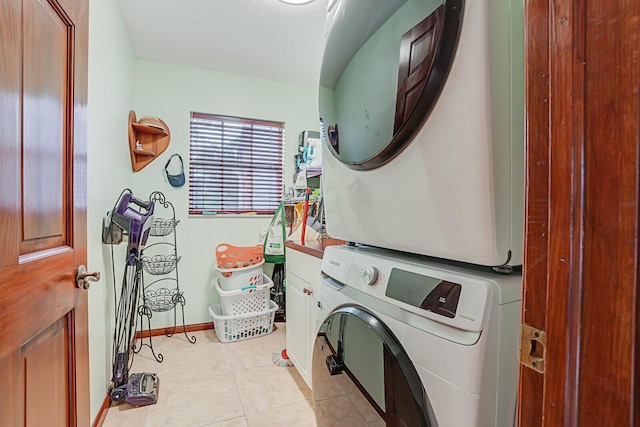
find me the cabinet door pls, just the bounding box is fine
[286,273,311,382]
[286,248,322,284]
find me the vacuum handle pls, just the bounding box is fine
[127,194,153,213]
[116,193,154,223]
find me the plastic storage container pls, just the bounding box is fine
[216,260,265,291]
[215,274,274,315]
[215,243,263,269]
[208,301,278,343]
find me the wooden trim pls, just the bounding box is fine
[522,1,640,425]
[544,0,585,424]
[576,1,639,424]
[285,239,346,259]
[134,322,213,340]
[518,0,549,423]
[91,394,111,427]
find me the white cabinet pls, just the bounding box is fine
[285,248,322,388]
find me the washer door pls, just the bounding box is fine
[312,305,437,427]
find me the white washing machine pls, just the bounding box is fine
[313,245,522,426]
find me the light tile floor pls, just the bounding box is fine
[102,323,317,427]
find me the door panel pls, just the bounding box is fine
[0,0,89,425]
[285,273,310,379]
[24,316,70,426]
[22,0,69,252]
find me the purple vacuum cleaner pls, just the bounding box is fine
[107,191,159,406]
[111,192,155,266]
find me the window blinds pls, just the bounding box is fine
[189,112,285,215]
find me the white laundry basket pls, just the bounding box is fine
[215,274,273,315]
[216,260,265,291]
[208,301,278,343]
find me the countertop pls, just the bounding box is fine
[285,238,346,259]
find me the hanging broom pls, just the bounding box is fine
[272,348,294,367]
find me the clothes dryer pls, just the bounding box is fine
[319,0,524,267]
[313,245,521,426]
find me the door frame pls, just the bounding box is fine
[520,1,639,425]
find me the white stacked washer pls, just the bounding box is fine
[313,245,521,426]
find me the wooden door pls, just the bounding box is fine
[0,0,90,425]
[520,1,639,425]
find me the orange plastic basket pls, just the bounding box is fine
[216,244,264,270]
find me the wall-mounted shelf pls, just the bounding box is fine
[128,110,170,172]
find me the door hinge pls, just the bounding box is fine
[519,323,546,374]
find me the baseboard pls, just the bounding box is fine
[134,321,213,340]
[91,393,111,427]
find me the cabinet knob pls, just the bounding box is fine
[303,287,314,295]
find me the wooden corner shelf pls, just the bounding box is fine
[131,122,168,135]
[128,110,170,172]
[134,149,157,157]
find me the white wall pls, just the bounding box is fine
[87,0,135,420]
[129,60,320,328]
[85,10,320,421]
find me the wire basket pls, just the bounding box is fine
[208,301,278,343]
[149,218,179,236]
[141,254,180,275]
[144,288,179,312]
[215,274,274,315]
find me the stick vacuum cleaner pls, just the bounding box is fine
[108,191,159,406]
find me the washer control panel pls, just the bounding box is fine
[359,266,378,286]
[385,268,462,319]
[419,281,462,318]
[320,245,523,332]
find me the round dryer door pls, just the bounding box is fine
[319,0,464,169]
[312,305,437,426]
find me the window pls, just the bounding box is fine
[189,112,285,215]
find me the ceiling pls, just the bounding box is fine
[117,0,330,87]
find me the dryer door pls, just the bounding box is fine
[312,305,437,427]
